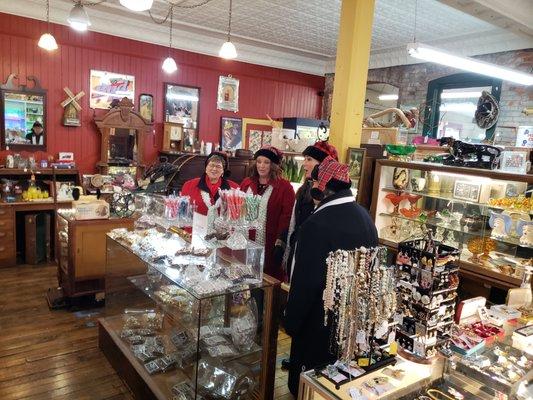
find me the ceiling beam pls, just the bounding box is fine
[437,0,533,40]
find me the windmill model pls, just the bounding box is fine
[61,87,85,126]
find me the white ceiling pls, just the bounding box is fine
[1,0,531,75]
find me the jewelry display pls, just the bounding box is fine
[323,246,397,368]
[395,234,460,360]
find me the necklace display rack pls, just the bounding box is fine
[395,231,460,362]
[320,246,398,389]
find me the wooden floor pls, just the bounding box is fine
[0,264,294,400]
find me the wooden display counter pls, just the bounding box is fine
[0,167,79,266]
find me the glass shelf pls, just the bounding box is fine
[381,187,533,217]
[379,212,532,250]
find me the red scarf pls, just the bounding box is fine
[205,176,222,199]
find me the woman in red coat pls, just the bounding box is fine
[181,152,239,225]
[240,146,295,281]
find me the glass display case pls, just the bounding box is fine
[98,229,279,400]
[371,159,533,293]
[298,339,532,400]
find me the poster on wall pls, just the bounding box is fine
[515,126,533,148]
[217,75,239,112]
[221,117,242,151]
[89,70,135,109]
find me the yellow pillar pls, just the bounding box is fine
[329,0,375,163]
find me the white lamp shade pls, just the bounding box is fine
[38,33,58,51]
[162,57,178,73]
[120,0,153,12]
[219,41,237,60]
[407,42,533,86]
[68,3,91,31]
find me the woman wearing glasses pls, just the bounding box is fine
[181,151,239,222]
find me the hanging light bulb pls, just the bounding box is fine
[38,33,58,51]
[38,0,58,51]
[219,41,237,59]
[162,57,178,74]
[219,0,237,59]
[68,2,91,32]
[120,0,153,12]
[161,5,178,74]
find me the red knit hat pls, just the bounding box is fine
[302,141,338,162]
[314,156,350,192]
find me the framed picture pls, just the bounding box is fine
[347,148,366,201]
[217,75,239,112]
[221,117,243,151]
[138,93,154,122]
[164,84,199,130]
[89,70,135,109]
[453,180,481,202]
[500,151,528,174]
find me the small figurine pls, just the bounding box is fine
[517,220,533,247]
[489,212,512,239]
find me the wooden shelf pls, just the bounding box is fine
[0,167,78,175]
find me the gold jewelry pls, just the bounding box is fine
[427,389,455,400]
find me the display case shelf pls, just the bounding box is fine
[378,211,532,250]
[372,159,532,295]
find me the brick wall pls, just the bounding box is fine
[323,49,533,145]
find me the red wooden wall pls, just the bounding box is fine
[0,12,324,173]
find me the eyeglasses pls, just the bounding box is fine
[206,163,224,170]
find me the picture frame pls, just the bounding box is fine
[220,117,243,152]
[89,70,135,109]
[453,180,481,202]
[500,151,528,174]
[164,83,199,129]
[217,75,239,112]
[347,147,366,200]
[138,93,154,123]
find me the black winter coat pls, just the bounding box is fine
[284,190,378,396]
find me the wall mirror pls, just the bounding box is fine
[1,74,47,150]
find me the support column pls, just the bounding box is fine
[328,0,376,162]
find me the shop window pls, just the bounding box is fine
[423,73,502,141]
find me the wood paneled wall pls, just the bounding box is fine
[0,13,324,173]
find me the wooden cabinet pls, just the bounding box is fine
[0,207,15,266]
[57,213,134,298]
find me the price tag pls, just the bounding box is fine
[356,330,366,344]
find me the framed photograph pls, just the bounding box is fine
[347,147,366,201]
[500,151,528,174]
[453,180,481,202]
[217,75,239,112]
[138,93,154,122]
[89,70,135,109]
[164,84,199,130]
[221,117,243,151]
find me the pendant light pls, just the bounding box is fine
[68,1,91,32]
[120,0,153,12]
[219,0,237,59]
[162,5,178,74]
[38,0,58,51]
